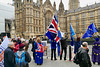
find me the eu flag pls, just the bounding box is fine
[82,23,98,39]
[70,24,75,46]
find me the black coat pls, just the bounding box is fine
[4,47,15,67]
[60,38,67,48]
[79,48,92,67]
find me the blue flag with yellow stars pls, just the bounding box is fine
[82,23,98,39]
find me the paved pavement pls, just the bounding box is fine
[28,43,100,67]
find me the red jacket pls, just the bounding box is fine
[13,43,19,53]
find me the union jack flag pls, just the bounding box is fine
[46,15,62,43]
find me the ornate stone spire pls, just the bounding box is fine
[53,1,56,11]
[59,0,64,15]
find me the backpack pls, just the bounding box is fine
[15,51,26,67]
[73,50,81,64]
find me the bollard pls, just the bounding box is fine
[69,46,71,61]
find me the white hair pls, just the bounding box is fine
[8,42,14,47]
[82,42,88,47]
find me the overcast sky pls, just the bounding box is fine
[0,0,100,10]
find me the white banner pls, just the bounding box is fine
[0,36,9,67]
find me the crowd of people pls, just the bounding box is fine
[0,35,100,67]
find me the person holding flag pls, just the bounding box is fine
[69,24,75,61]
[35,37,43,65]
[46,14,62,61]
[0,36,9,67]
[70,24,75,46]
[60,34,68,60]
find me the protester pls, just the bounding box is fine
[92,38,100,65]
[60,35,68,60]
[31,37,36,60]
[35,37,43,65]
[17,37,21,44]
[0,39,2,45]
[4,42,15,67]
[57,42,60,56]
[29,38,32,44]
[74,37,82,54]
[15,41,31,67]
[78,42,92,67]
[50,39,57,60]
[24,41,29,51]
[13,40,19,53]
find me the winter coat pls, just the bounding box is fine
[74,41,82,54]
[31,41,36,52]
[79,47,92,67]
[4,47,15,67]
[13,43,19,53]
[60,37,67,48]
[50,40,56,49]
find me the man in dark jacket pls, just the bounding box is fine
[31,37,36,60]
[60,36,68,60]
[4,42,15,67]
[50,39,57,60]
[79,42,92,67]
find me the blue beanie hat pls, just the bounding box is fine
[95,38,99,41]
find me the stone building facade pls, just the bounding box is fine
[66,2,100,38]
[15,0,100,39]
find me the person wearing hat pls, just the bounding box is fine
[4,42,15,67]
[92,38,100,65]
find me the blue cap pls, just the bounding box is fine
[95,38,99,41]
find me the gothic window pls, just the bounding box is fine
[36,11,37,17]
[36,20,37,25]
[27,18,29,23]
[33,10,35,17]
[34,27,35,32]
[27,8,29,14]
[17,3,18,8]
[76,15,79,20]
[82,21,86,32]
[98,10,100,15]
[89,12,94,17]
[82,13,86,18]
[27,26,29,32]
[98,10,100,23]
[69,16,72,20]
[39,27,41,32]
[39,12,40,17]
[61,18,63,22]
[30,9,32,15]
[39,20,41,25]
[27,0,29,2]
[36,27,38,32]
[30,18,32,23]
[30,26,32,33]
[76,22,79,33]
[30,0,32,2]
